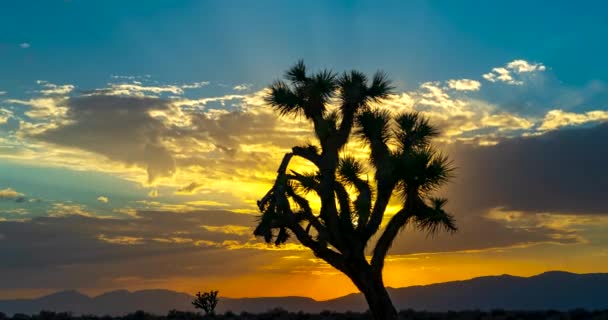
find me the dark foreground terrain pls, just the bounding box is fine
[2,272,608,316]
[3,309,608,320]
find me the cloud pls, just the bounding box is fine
[181,81,210,89]
[446,79,481,91]
[6,96,70,119]
[173,94,246,108]
[0,204,597,295]
[538,109,608,131]
[110,75,151,81]
[175,182,203,195]
[90,80,210,98]
[0,210,286,293]
[0,208,28,215]
[447,123,608,215]
[16,75,581,201]
[0,206,560,293]
[506,60,546,73]
[97,234,143,245]
[233,84,252,91]
[0,188,24,200]
[1,61,607,300]
[483,67,520,85]
[97,196,109,203]
[48,202,94,217]
[201,224,252,236]
[6,87,311,210]
[32,95,177,183]
[99,83,185,97]
[0,108,15,125]
[383,211,580,257]
[37,80,75,96]
[383,123,608,257]
[480,113,534,131]
[6,62,607,219]
[133,199,231,212]
[382,79,608,146]
[383,83,534,143]
[19,43,30,49]
[483,59,546,85]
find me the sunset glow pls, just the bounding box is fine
[1,1,607,304]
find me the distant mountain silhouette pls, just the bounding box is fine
[1,271,607,315]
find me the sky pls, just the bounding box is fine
[1,0,608,301]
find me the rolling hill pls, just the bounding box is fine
[1,271,607,315]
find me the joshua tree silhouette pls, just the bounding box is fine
[255,61,457,320]
[192,290,219,316]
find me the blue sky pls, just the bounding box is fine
[3,0,608,91]
[1,0,607,300]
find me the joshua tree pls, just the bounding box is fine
[192,290,219,316]
[254,61,457,320]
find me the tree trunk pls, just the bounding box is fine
[349,268,399,320]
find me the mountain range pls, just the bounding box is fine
[1,271,607,315]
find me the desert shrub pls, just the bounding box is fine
[122,310,155,320]
[34,311,73,320]
[192,291,219,316]
[168,310,202,320]
[12,314,31,320]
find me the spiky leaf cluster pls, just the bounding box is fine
[255,61,456,276]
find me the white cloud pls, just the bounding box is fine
[5,65,606,214]
[507,59,546,73]
[381,80,608,145]
[111,75,151,80]
[19,43,30,49]
[181,81,210,89]
[446,79,481,91]
[97,196,109,203]
[233,83,252,91]
[91,80,210,97]
[482,72,496,82]
[102,83,185,97]
[173,94,246,108]
[37,80,75,95]
[483,59,545,85]
[483,67,521,85]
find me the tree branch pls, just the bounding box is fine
[353,177,372,233]
[335,103,357,149]
[284,184,328,238]
[292,145,321,166]
[362,180,396,241]
[370,190,420,272]
[333,180,354,232]
[370,208,411,273]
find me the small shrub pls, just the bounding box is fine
[192,290,219,316]
[12,314,31,320]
